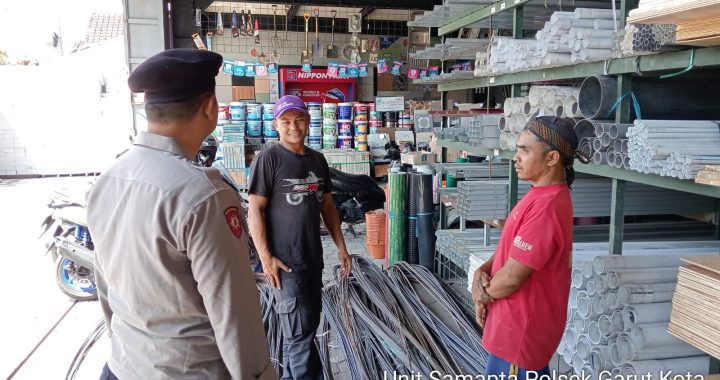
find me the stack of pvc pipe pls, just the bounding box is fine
[627,120,720,179]
[574,119,634,169]
[558,242,719,375]
[499,97,529,150]
[467,114,503,149]
[528,85,583,118]
[620,23,677,56]
[487,9,622,75]
[456,180,510,221]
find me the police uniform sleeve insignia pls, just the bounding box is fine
[224,206,244,238]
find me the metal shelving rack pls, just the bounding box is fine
[427,0,720,254]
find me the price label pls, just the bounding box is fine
[489,77,495,84]
[491,6,496,13]
[500,3,506,10]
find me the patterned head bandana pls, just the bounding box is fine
[524,116,590,187]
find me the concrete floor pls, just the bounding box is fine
[1,177,371,380]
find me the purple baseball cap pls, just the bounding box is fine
[273,95,309,119]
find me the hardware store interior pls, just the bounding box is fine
[8,0,720,378]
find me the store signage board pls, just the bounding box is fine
[375,96,405,112]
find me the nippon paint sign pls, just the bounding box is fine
[281,69,355,83]
[279,68,356,103]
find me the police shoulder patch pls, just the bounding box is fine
[224,206,243,238]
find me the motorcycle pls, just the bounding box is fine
[40,180,98,301]
[328,167,385,237]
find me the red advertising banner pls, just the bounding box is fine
[279,68,356,103]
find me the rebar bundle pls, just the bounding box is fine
[318,256,488,379]
[627,120,720,179]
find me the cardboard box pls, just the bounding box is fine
[376,127,412,142]
[401,152,437,165]
[374,163,390,178]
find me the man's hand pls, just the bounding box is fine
[338,251,352,278]
[260,256,292,289]
[471,268,494,305]
[475,302,487,328]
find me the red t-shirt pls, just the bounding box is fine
[482,183,573,370]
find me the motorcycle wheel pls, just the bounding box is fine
[55,257,98,301]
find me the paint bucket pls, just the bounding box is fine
[246,120,263,137]
[323,135,337,149]
[338,120,353,137]
[218,103,229,121]
[247,103,262,120]
[309,121,323,137]
[230,102,246,120]
[262,103,275,121]
[353,103,368,121]
[338,102,353,120]
[354,121,368,135]
[263,120,278,137]
[354,134,368,151]
[323,123,337,136]
[368,102,376,112]
[224,122,245,134]
[308,136,322,150]
[323,103,338,120]
[307,102,323,119]
[337,136,353,149]
[369,111,380,121]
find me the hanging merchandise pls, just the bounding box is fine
[206,32,213,51]
[359,63,369,77]
[312,8,323,58]
[302,63,312,73]
[232,62,245,76]
[256,64,268,76]
[462,61,473,71]
[267,62,278,74]
[338,65,348,78]
[246,10,254,36]
[408,67,419,79]
[245,64,256,77]
[420,69,428,78]
[254,15,260,44]
[301,13,312,63]
[192,33,207,50]
[387,171,407,266]
[223,60,234,75]
[348,64,359,78]
[239,10,247,37]
[377,59,388,74]
[326,10,338,58]
[428,66,440,76]
[216,11,224,35]
[231,10,239,38]
[452,63,462,72]
[327,62,339,78]
[391,61,403,76]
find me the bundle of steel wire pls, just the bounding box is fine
[320,256,488,379]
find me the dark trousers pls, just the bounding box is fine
[485,354,550,379]
[273,272,323,380]
[100,364,119,380]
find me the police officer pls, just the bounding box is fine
[86,49,277,380]
[248,96,352,380]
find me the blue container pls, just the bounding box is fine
[247,120,263,137]
[338,102,353,120]
[230,102,246,120]
[247,103,262,121]
[262,103,275,121]
[263,120,278,137]
[308,136,323,150]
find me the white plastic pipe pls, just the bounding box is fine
[611,310,625,334]
[622,302,672,326]
[581,260,595,279]
[593,294,610,315]
[595,19,622,30]
[604,291,621,311]
[577,334,592,360]
[609,342,623,367]
[593,274,608,295]
[569,287,580,308]
[593,255,685,274]
[589,320,609,345]
[590,345,612,372]
[617,283,677,306]
[572,268,586,289]
[575,8,621,20]
[606,267,679,289]
[553,98,565,117]
[572,28,616,39]
[620,356,710,377]
[617,337,704,362]
[628,323,685,349]
[574,312,589,333]
[597,314,615,340]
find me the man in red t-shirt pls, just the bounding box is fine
[472,116,589,376]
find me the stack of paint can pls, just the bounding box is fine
[218,103,230,125]
[262,103,279,145]
[322,103,338,149]
[224,102,247,169]
[246,103,263,138]
[306,102,323,150]
[353,102,368,152]
[337,102,354,149]
[368,102,381,134]
[399,111,413,128]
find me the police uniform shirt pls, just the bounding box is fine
[86,132,276,380]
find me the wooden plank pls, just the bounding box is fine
[676,35,720,47]
[628,1,720,24]
[682,256,720,275]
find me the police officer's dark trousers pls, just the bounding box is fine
[273,272,323,380]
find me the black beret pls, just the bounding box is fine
[128,49,223,104]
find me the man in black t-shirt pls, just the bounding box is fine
[248,95,352,380]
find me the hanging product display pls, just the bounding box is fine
[388,171,407,266]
